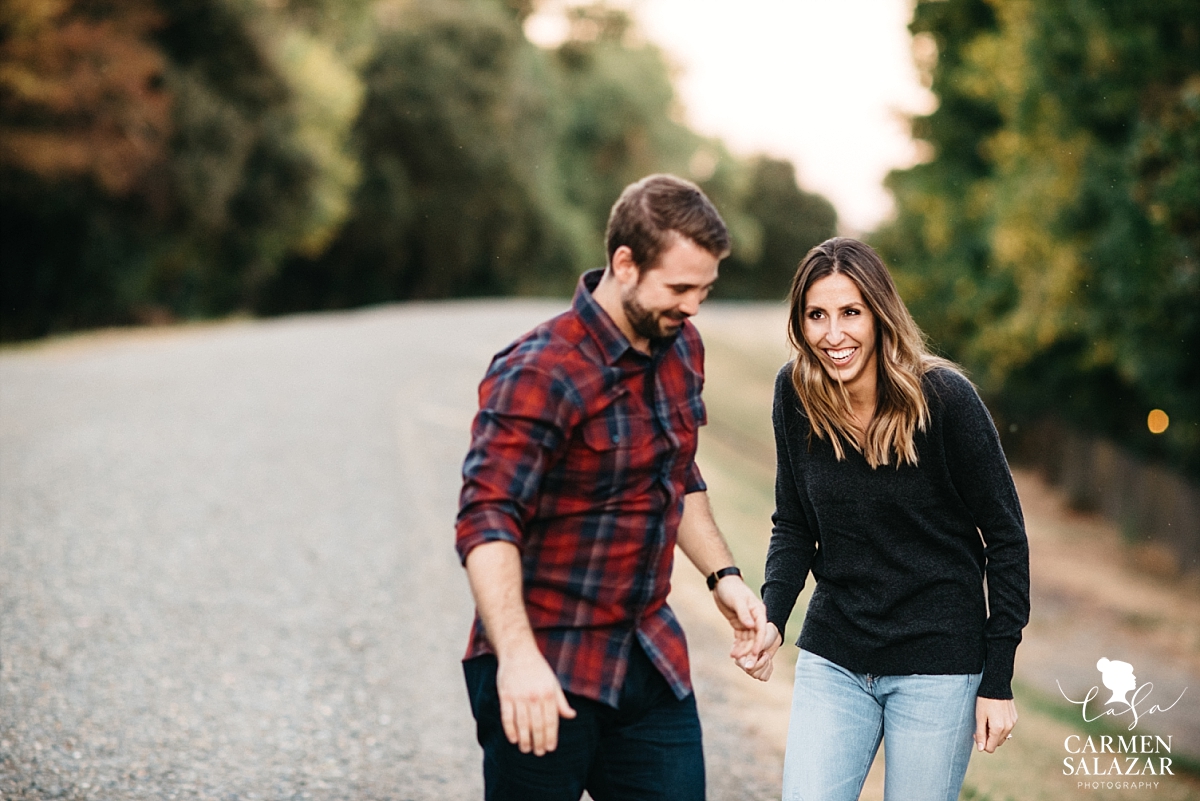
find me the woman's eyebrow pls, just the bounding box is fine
[805,301,860,311]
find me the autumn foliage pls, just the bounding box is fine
[0,0,170,196]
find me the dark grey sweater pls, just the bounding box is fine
[762,365,1030,699]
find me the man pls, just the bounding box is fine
[456,174,768,801]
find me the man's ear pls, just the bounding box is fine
[609,245,641,286]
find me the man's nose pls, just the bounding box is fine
[678,293,701,317]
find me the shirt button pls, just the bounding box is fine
[611,434,620,444]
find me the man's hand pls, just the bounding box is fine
[496,644,577,756]
[736,621,783,682]
[464,541,576,756]
[974,697,1017,753]
[674,491,772,677]
[712,574,769,670]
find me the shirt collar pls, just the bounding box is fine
[573,269,681,365]
[572,269,637,365]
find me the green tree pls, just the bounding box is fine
[717,156,837,300]
[872,0,1005,362]
[550,3,695,257]
[876,0,1200,474]
[151,0,366,313]
[545,4,818,289]
[260,0,588,311]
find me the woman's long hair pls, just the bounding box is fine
[787,238,959,468]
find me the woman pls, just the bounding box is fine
[740,238,1029,801]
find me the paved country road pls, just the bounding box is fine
[0,303,783,801]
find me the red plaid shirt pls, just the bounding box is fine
[456,269,707,706]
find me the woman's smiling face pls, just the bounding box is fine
[802,272,878,393]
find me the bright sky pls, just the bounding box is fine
[526,0,935,234]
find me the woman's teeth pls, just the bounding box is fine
[826,347,856,364]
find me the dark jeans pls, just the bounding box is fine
[462,640,705,801]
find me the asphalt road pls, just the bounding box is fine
[0,302,784,801]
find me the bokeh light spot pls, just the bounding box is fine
[1147,409,1169,434]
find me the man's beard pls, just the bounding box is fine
[622,289,686,342]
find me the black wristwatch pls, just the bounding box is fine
[706,566,742,591]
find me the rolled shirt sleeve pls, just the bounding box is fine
[455,361,579,564]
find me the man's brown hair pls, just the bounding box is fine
[605,174,730,272]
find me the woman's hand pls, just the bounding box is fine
[735,621,783,682]
[974,697,1018,753]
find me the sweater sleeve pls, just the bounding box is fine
[936,370,1031,699]
[761,365,818,639]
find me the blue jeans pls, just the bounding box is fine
[463,640,705,801]
[783,649,981,801]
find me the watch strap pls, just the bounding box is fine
[706,566,742,591]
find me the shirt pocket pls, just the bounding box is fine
[580,407,657,451]
[557,402,654,503]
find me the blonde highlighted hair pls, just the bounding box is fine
[787,237,960,468]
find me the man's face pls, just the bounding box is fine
[621,236,720,342]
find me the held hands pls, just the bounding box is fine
[974,697,1018,753]
[737,621,783,681]
[710,575,777,681]
[495,644,576,756]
